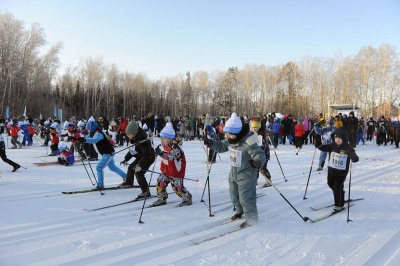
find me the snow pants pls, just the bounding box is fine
[156,174,192,201]
[327,174,346,207]
[96,154,126,187]
[229,170,258,222]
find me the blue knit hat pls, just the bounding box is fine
[223,113,242,134]
[160,122,175,139]
[86,116,98,132]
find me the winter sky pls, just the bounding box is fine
[2,0,400,79]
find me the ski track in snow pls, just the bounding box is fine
[0,136,399,265]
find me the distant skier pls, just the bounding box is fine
[0,134,21,172]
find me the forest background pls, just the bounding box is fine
[1,11,399,121]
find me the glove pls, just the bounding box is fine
[249,160,261,169]
[155,145,162,155]
[134,165,142,172]
[77,137,85,143]
[120,160,127,166]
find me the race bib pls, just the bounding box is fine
[129,145,138,156]
[328,152,348,170]
[229,147,242,167]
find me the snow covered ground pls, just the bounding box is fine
[0,135,399,265]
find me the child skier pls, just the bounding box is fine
[57,142,75,166]
[316,126,359,212]
[120,122,155,199]
[151,122,192,207]
[77,117,126,189]
[314,121,335,171]
[0,134,21,172]
[7,121,22,149]
[49,122,60,156]
[204,113,266,227]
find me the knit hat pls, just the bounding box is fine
[58,142,67,151]
[160,122,176,139]
[250,120,261,128]
[50,122,58,129]
[86,119,99,133]
[335,133,344,139]
[63,121,70,129]
[223,113,242,134]
[142,123,148,131]
[126,122,139,135]
[77,120,85,127]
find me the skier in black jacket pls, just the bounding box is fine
[120,122,155,199]
[316,126,359,212]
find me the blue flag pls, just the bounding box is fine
[54,106,57,117]
[6,106,9,119]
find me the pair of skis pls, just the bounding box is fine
[192,198,364,244]
[308,198,364,223]
[61,185,156,194]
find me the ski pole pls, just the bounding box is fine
[206,151,217,217]
[347,162,353,223]
[303,147,317,200]
[199,139,222,164]
[144,169,199,182]
[200,135,215,216]
[112,136,154,155]
[272,184,311,222]
[295,147,301,155]
[80,156,95,186]
[139,154,158,224]
[81,146,104,195]
[81,147,97,182]
[73,143,95,186]
[268,136,288,182]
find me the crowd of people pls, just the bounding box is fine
[0,110,397,226]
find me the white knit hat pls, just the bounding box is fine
[223,113,242,134]
[58,142,67,151]
[63,121,70,129]
[50,122,58,129]
[77,120,85,127]
[160,122,175,139]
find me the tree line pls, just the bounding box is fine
[1,11,399,121]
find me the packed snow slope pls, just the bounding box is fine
[0,136,399,265]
